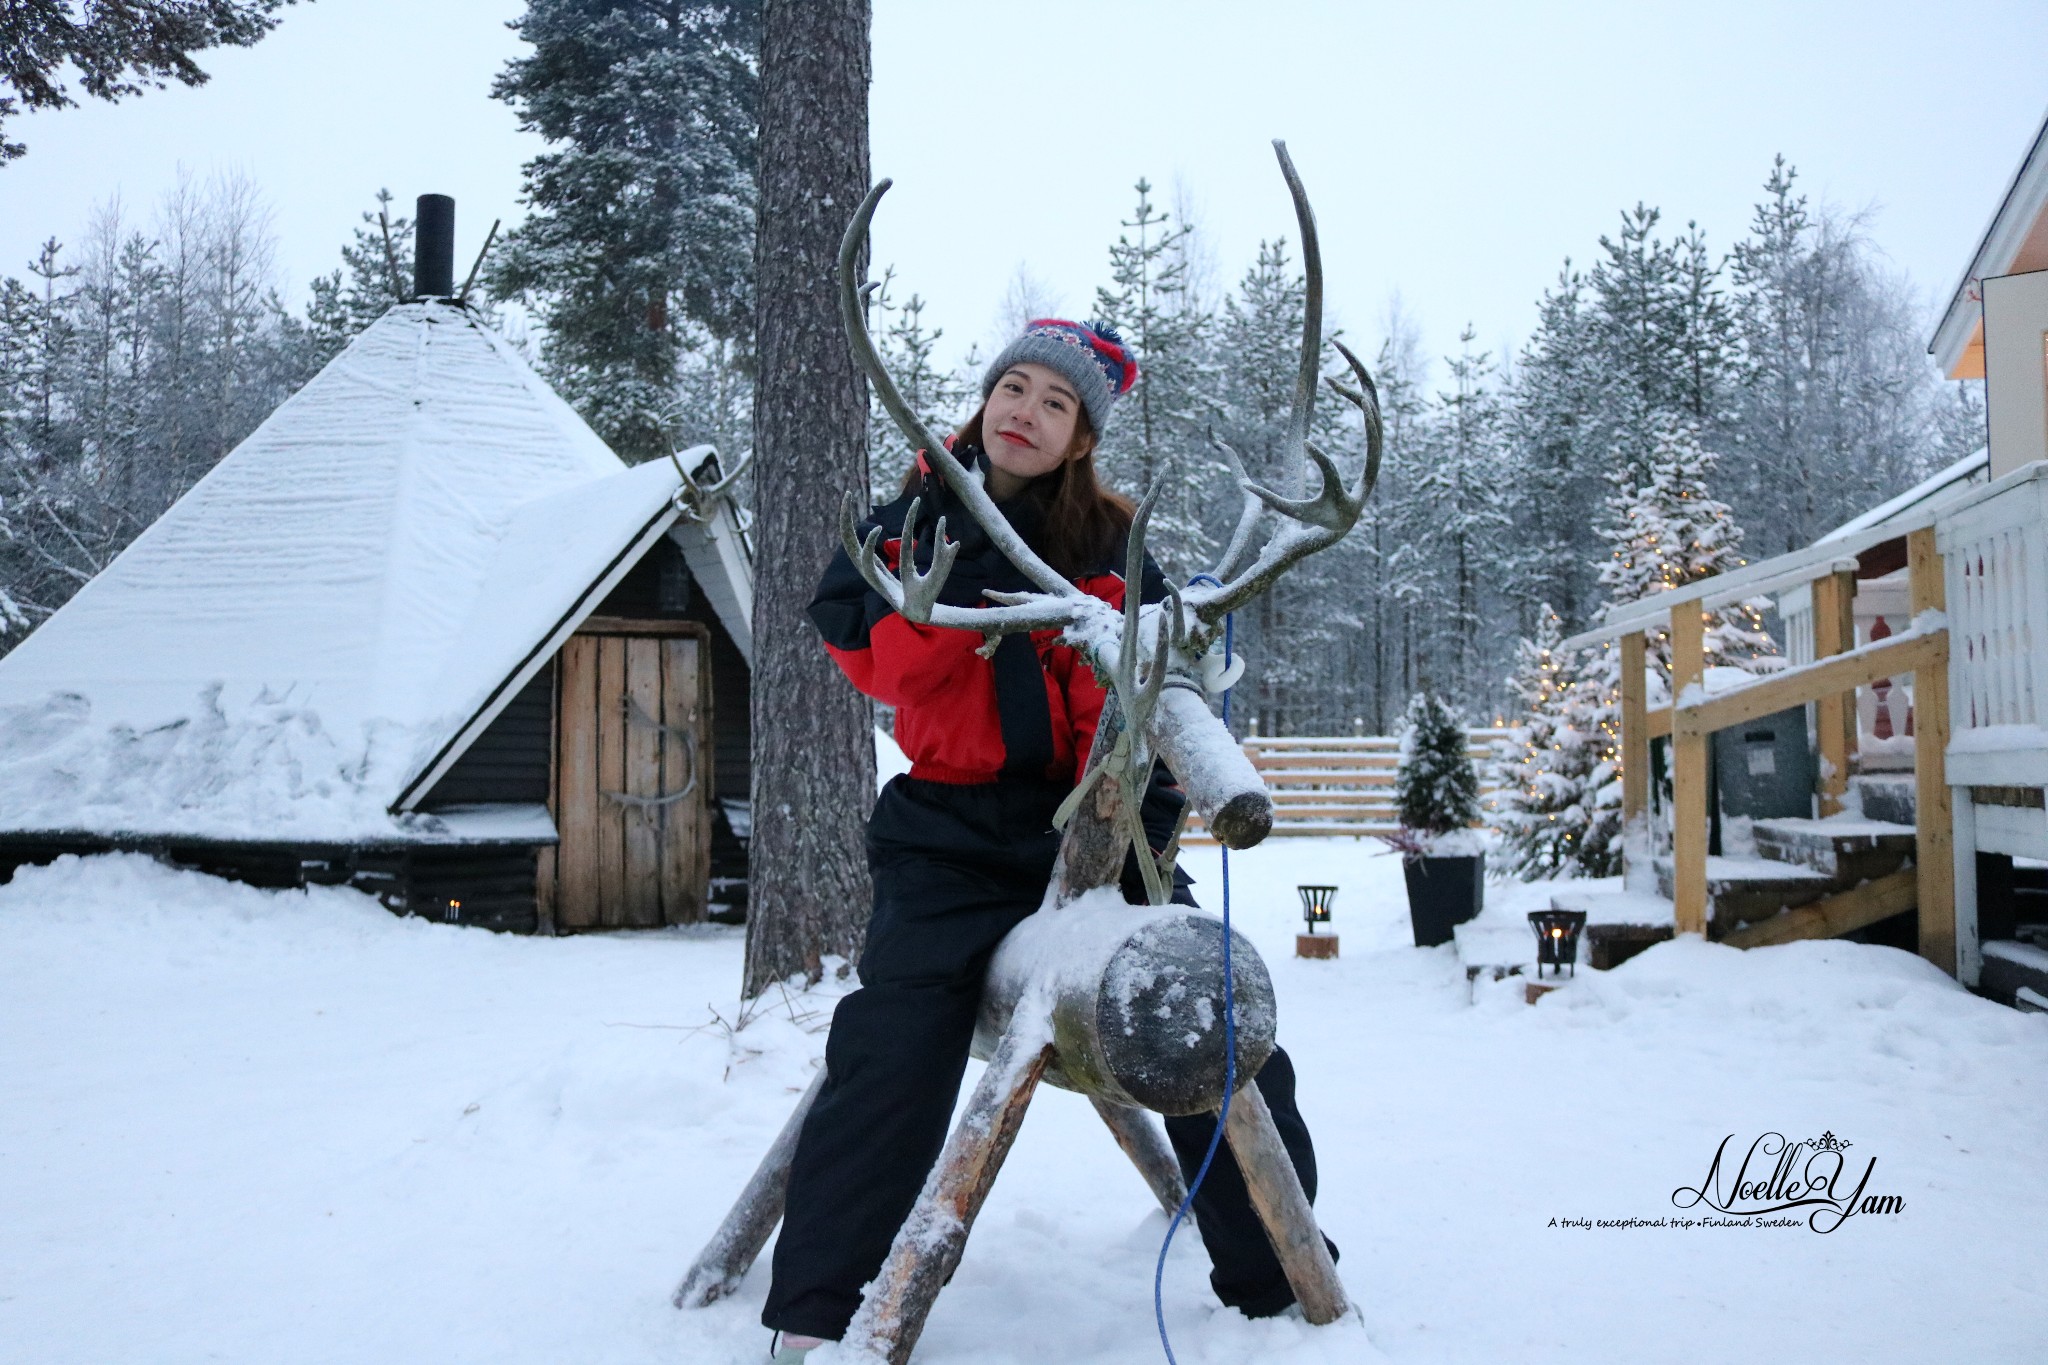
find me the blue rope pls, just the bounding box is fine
[1154,574,1235,1365]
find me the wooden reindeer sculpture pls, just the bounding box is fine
[676,140,1382,1364]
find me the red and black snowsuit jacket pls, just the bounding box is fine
[807,447,1190,884]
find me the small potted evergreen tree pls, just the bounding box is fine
[1389,690,1486,947]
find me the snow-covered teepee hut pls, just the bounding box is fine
[0,200,753,933]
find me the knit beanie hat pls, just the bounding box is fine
[981,319,1137,436]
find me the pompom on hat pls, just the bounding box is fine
[981,319,1137,436]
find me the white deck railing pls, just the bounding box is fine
[1941,465,2048,785]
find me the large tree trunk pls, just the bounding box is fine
[744,0,875,997]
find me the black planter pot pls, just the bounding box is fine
[1403,853,1485,948]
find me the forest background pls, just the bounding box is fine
[0,0,1993,744]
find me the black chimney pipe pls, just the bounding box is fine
[414,194,455,299]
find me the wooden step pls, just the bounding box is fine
[1720,868,1918,948]
[1849,774,1916,826]
[1654,854,1831,934]
[1749,817,1916,885]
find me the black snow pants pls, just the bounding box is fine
[762,775,1334,1340]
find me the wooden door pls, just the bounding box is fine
[548,622,712,930]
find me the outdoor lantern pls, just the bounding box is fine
[1527,908,1587,978]
[1296,885,1339,960]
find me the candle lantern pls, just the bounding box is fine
[1527,908,1586,978]
[1296,885,1339,960]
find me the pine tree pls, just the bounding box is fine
[1508,264,1603,628]
[1209,237,1353,733]
[1394,690,1481,837]
[1584,204,1733,492]
[1725,156,1953,554]
[0,0,296,162]
[1493,605,1595,878]
[1594,423,1773,666]
[1369,307,1431,724]
[1092,177,1215,569]
[1417,325,1511,690]
[860,267,973,503]
[19,238,79,449]
[489,0,760,461]
[302,189,417,363]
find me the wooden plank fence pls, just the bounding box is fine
[1182,730,1508,843]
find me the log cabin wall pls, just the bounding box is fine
[423,668,554,806]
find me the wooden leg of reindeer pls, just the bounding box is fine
[1221,1080,1350,1325]
[672,1068,826,1309]
[1089,1095,1191,1221]
[840,1020,1054,1365]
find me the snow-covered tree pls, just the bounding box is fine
[1580,204,1736,495]
[1416,325,1511,689]
[0,0,296,163]
[489,0,759,462]
[1092,178,1223,570]
[1594,423,1774,668]
[302,189,415,364]
[861,268,974,504]
[1209,237,1356,734]
[1724,156,1961,555]
[1492,605,1595,878]
[1506,265,1603,628]
[0,175,339,648]
[1395,690,1482,837]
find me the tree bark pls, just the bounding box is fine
[744,0,876,997]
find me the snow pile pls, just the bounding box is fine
[5,841,2046,1363]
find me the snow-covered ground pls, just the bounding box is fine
[5,842,2045,1365]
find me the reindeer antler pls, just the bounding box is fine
[1183,143,1384,630]
[668,444,754,523]
[836,493,1088,637]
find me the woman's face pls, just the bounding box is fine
[981,362,1084,494]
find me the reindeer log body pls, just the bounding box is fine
[971,893,1276,1116]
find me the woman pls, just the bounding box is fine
[767,320,1330,1361]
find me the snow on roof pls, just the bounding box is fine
[1815,447,1990,545]
[0,302,691,844]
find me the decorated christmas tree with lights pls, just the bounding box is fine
[1561,424,1778,876]
[1494,604,1599,878]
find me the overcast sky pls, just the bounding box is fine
[4,0,2045,384]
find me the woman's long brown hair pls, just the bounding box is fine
[899,404,1136,580]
